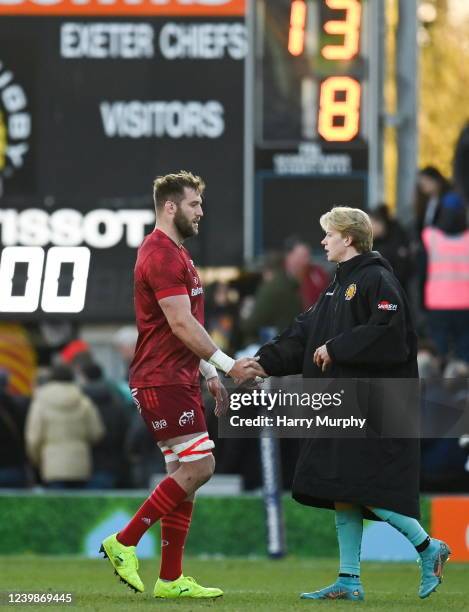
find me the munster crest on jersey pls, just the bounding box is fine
[345,283,357,301]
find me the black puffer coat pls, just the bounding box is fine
[257,252,420,518]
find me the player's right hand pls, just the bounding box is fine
[228,358,268,384]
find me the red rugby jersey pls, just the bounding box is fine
[129,229,204,387]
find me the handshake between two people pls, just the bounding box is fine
[208,345,333,416]
[206,357,268,417]
[228,356,268,386]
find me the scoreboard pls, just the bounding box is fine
[0,0,246,321]
[0,0,382,320]
[252,0,380,254]
[261,0,366,144]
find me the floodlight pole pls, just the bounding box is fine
[396,0,418,224]
[368,0,386,209]
[244,0,256,263]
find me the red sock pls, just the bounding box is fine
[117,477,187,547]
[159,500,193,581]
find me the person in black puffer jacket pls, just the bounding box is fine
[255,207,450,602]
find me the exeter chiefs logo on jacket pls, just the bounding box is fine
[344,283,357,301]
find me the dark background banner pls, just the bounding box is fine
[0,16,245,320]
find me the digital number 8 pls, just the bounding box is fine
[318,76,361,142]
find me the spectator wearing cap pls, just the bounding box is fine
[25,365,105,488]
[60,339,91,366]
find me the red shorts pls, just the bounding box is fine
[131,385,207,443]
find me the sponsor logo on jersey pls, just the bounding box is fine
[191,286,204,297]
[152,418,168,430]
[344,283,357,301]
[377,300,398,311]
[141,517,151,525]
[179,410,195,426]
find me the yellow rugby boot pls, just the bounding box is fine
[100,533,144,593]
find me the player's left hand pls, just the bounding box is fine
[313,344,332,372]
[206,375,230,417]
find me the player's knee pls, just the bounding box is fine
[192,454,215,485]
[170,433,215,485]
[178,454,214,486]
[198,453,215,483]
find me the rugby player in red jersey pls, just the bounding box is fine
[100,171,264,599]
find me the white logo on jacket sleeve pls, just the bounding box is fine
[377,300,398,311]
[179,410,195,426]
[191,286,204,297]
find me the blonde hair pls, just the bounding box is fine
[320,207,373,253]
[153,170,205,211]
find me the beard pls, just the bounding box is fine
[174,207,197,239]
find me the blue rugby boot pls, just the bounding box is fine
[301,577,365,601]
[418,538,451,599]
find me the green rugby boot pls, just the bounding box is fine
[99,533,144,593]
[154,575,223,599]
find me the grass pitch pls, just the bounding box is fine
[1,556,467,611]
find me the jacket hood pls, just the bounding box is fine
[35,382,83,412]
[336,251,393,283]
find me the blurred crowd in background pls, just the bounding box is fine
[1,152,469,495]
